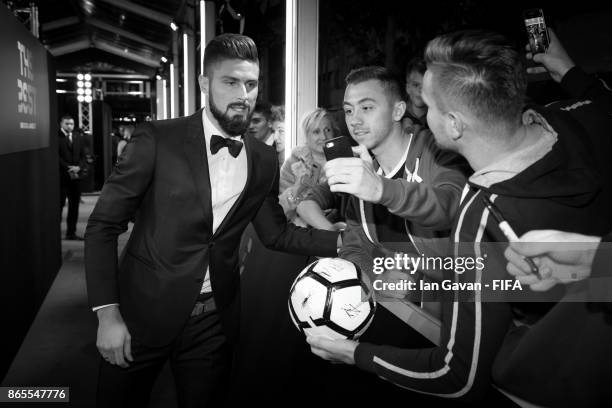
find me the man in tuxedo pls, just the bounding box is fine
[85,34,340,407]
[58,115,87,240]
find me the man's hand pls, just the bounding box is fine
[96,305,134,368]
[331,221,347,232]
[306,336,357,365]
[504,229,600,291]
[67,166,80,179]
[375,269,416,300]
[526,28,575,83]
[324,145,383,203]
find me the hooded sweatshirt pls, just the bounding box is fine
[354,67,612,405]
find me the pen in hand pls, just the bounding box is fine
[481,195,542,279]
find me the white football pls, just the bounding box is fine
[288,258,376,340]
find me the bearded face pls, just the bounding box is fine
[209,91,253,136]
[203,58,259,137]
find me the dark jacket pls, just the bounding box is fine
[341,128,468,275]
[85,110,338,347]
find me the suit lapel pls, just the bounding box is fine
[59,131,70,152]
[212,133,254,238]
[183,110,214,233]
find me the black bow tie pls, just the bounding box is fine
[210,134,243,158]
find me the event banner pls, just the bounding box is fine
[0,6,50,155]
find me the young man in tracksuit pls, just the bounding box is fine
[311,65,469,405]
[309,30,612,406]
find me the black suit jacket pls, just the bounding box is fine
[58,130,87,183]
[85,110,338,346]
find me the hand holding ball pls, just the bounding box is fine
[288,258,376,340]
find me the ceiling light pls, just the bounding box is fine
[170,22,178,31]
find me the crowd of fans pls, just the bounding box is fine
[238,28,612,406]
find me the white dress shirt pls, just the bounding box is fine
[92,110,247,311]
[200,109,248,292]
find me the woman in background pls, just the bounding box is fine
[278,108,339,226]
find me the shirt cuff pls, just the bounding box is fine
[92,303,119,312]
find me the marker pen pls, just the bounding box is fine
[481,195,542,279]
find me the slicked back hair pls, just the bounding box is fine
[203,33,258,77]
[424,29,527,130]
[345,66,405,103]
[60,114,74,122]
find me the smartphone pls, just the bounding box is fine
[523,8,549,54]
[323,136,354,161]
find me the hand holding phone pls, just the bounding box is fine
[323,136,354,162]
[323,143,383,203]
[524,28,576,83]
[523,8,549,54]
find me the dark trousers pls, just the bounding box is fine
[60,179,81,236]
[96,306,231,408]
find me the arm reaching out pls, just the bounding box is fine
[505,229,600,291]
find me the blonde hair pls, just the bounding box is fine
[300,108,339,140]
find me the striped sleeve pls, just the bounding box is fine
[354,294,511,400]
[353,191,513,401]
